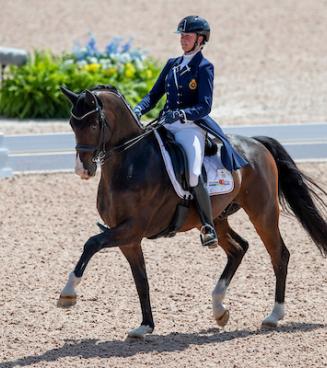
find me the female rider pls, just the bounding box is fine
[134,15,248,248]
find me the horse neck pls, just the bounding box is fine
[101,129,163,182]
[103,93,142,148]
[100,92,146,180]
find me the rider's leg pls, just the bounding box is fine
[192,175,218,248]
[172,125,218,248]
[168,123,204,186]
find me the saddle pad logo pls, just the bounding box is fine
[189,79,197,90]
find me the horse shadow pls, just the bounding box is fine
[1,322,325,367]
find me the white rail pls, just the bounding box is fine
[0,133,13,177]
[1,122,327,175]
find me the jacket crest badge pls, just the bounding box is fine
[189,79,197,90]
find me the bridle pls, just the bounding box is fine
[70,90,163,165]
[71,97,109,164]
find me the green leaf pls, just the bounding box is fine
[0,47,163,119]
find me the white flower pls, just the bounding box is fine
[77,60,87,67]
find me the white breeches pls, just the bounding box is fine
[165,120,206,187]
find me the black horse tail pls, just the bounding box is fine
[253,136,327,257]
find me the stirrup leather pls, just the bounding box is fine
[200,225,218,248]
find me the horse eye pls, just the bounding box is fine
[90,124,98,130]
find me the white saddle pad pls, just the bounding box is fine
[154,131,234,199]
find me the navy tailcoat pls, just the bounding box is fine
[137,51,248,171]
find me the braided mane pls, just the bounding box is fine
[90,84,119,93]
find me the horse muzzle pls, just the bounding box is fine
[75,154,97,179]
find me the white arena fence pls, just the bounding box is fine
[0,123,327,176]
[0,133,13,177]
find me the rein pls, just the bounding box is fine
[107,117,164,156]
[71,90,163,165]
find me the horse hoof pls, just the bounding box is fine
[215,309,230,327]
[127,325,153,339]
[57,294,77,308]
[261,320,278,329]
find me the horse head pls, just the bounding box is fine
[61,86,142,180]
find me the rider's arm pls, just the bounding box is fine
[180,62,214,122]
[136,59,175,115]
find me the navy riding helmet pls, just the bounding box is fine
[176,15,210,43]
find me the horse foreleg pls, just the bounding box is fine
[57,220,141,308]
[212,219,249,327]
[57,231,107,307]
[120,244,154,339]
[57,271,81,307]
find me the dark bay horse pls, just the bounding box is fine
[58,85,327,338]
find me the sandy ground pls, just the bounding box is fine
[0,162,326,368]
[1,0,327,135]
[0,1,326,367]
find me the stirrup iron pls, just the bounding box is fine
[200,225,218,249]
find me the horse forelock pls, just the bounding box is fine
[71,91,102,125]
[73,93,88,116]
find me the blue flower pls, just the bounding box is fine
[105,37,123,56]
[85,33,99,57]
[72,41,86,61]
[72,34,147,65]
[121,38,133,53]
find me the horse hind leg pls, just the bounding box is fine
[261,230,290,328]
[246,203,290,328]
[212,219,249,327]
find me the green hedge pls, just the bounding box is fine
[0,36,164,119]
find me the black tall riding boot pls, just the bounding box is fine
[191,176,218,248]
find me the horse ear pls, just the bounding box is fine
[60,86,78,105]
[85,89,97,107]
